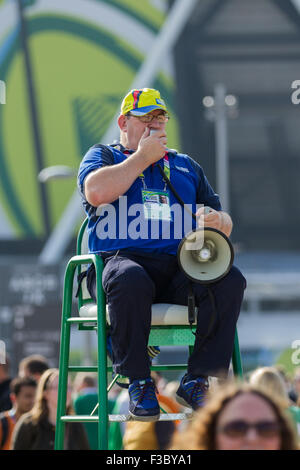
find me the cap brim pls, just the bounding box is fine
[129,105,167,116]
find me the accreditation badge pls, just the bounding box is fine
[141,189,172,221]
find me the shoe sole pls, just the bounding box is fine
[129,411,160,422]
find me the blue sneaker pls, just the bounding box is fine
[176,374,209,410]
[128,378,160,421]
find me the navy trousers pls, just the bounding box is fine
[90,251,246,380]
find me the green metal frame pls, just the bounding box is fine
[55,218,243,450]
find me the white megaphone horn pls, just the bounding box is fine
[177,219,234,327]
[177,225,234,284]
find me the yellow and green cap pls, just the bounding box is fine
[121,88,167,116]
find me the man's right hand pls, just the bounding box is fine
[136,127,167,165]
[84,128,167,207]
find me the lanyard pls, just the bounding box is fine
[139,154,170,189]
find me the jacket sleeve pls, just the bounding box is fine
[67,422,90,450]
[77,144,114,198]
[187,157,222,211]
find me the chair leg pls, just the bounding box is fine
[55,254,110,450]
[55,264,74,450]
[95,267,109,450]
[232,329,243,379]
[97,326,108,449]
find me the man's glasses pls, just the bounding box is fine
[218,420,281,438]
[127,112,170,123]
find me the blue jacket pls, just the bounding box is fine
[77,144,221,255]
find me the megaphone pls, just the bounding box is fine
[177,227,234,284]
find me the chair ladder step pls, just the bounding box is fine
[67,317,97,323]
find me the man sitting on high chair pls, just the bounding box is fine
[77,88,246,421]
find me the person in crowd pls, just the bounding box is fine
[0,376,37,450]
[170,382,298,450]
[0,359,12,413]
[73,372,98,397]
[73,372,115,450]
[78,87,246,420]
[249,366,300,435]
[123,418,175,451]
[292,367,300,404]
[11,368,89,450]
[249,366,291,407]
[275,365,297,404]
[108,387,129,450]
[18,354,49,383]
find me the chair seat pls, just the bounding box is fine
[78,302,195,326]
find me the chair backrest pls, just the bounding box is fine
[77,217,89,256]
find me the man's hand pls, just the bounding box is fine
[196,206,233,237]
[136,127,167,165]
[84,128,167,207]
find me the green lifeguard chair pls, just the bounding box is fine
[54,217,243,450]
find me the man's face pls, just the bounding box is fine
[11,385,36,414]
[118,109,168,150]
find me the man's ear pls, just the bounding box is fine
[10,393,16,406]
[118,114,127,132]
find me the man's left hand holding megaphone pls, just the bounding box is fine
[196,206,233,238]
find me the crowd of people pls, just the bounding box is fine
[0,355,89,450]
[170,366,300,451]
[1,353,300,450]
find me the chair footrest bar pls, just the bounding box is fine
[60,412,193,423]
[109,413,193,422]
[67,317,97,323]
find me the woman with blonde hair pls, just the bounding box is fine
[249,367,290,406]
[170,382,298,450]
[249,366,300,434]
[11,368,89,450]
